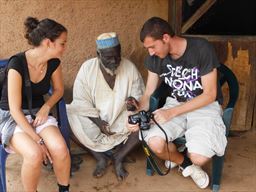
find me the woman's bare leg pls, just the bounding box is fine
[39,126,70,186]
[10,133,43,192]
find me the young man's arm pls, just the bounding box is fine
[127,70,159,132]
[153,69,217,124]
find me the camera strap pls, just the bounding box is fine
[9,53,36,120]
[22,58,36,120]
[140,115,171,176]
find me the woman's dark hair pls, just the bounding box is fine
[140,17,175,42]
[24,17,67,46]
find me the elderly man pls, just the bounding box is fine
[67,32,144,180]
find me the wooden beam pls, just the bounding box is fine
[175,0,183,35]
[168,0,182,35]
[181,0,216,33]
[168,0,175,29]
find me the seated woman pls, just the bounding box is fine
[67,32,144,181]
[0,16,70,192]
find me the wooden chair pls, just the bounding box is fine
[146,63,239,192]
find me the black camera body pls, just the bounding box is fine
[128,110,152,130]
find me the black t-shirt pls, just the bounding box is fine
[145,37,222,103]
[0,52,60,110]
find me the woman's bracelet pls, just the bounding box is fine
[37,138,45,145]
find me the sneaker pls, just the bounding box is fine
[181,164,209,189]
[165,160,178,169]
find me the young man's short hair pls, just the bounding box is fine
[140,17,175,42]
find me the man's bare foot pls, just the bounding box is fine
[93,158,108,178]
[114,159,129,181]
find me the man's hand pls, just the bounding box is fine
[89,117,116,136]
[126,111,140,132]
[99,120,116,136]
[152,108,176,124]
[126,121,140,133]
[125,96,139,112]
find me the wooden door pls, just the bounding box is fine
[169,0,256,131]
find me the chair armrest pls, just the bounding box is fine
[48,89,70,149]
[222,108,234,136]
[56,98,70,149]
[0,59,8,67]
[149,82,170,112]
[173,137,186,145]
[149,95,160,112]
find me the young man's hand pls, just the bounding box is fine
[126,111,140,132]
[152,108,177,124]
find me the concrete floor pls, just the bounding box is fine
[6,130,256,192]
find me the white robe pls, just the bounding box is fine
[66,58,144,152]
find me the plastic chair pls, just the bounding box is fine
[0,59,70,192]
[0,59,8,67]
[146,63,239,192]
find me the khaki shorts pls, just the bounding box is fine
[140,97,227,158]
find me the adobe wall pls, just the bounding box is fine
[0,0,168,101]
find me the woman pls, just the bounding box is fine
[0,17,70,192]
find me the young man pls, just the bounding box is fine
[67,32,144,181]
[127,17,227,189]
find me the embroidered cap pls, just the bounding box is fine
[96,32,120,49]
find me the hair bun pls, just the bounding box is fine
[24,17,39,33]
[24,16,67,46]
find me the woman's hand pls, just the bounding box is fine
[33,104,50,127]
[37,138,53,165]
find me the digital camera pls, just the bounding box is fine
[128,110,152,130]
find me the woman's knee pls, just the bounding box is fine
[23,147,43,167]
[148,137,165,154]
[50,143,70,160]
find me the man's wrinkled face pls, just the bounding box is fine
[98,45,121,71]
